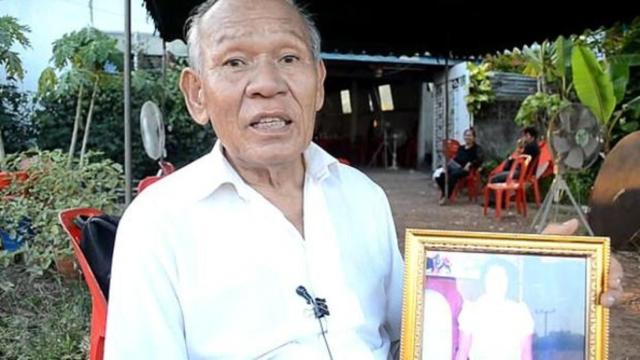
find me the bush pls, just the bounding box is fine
[0,149,123,276]
[564,166,599,206]
[0,84,36,155]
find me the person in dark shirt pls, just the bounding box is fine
[436,128,484,205]
[490,127,540,184]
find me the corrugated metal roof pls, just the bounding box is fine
[320,52,461,66]
[106,32,460,67]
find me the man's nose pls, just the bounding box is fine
[246,59,288,98]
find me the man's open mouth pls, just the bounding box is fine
[250,117,292,130]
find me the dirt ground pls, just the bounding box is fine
[366,169,640,360]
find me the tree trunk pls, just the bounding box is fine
[540,76,547,94]
[68,84,84,167]
[79,78,99,168]
[88,0,94,26]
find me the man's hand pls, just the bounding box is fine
[464,163,471,172]
[542,219,624,307]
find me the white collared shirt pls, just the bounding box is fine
[105,141,404,360]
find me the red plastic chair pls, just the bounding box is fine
[451,167,481,202]
[443,139,480,203]
[443,139,460,161]
[0,171,28,190]
[0,171,29,200]
[483,155,531,219]
[525,141,555,207]
[486,141,551,208]
[59,208,106,360]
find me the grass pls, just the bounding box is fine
[0,266,90,360]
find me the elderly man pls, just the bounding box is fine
[105,0,402,359]
[105,0,623,359]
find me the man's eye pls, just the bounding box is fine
[280,55,300,64]
[223,58,246,67]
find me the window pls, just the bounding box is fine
[340,89,352,114]
[378,84,394,111]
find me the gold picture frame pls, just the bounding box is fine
[400,229,610,360]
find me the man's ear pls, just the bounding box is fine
[315,60,327,111]
[179,67,209,125]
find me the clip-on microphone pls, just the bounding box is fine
[296,285,334,360]
[296,285,330,319]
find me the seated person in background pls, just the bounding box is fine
[436,128,484,205]
[490,126,540,184]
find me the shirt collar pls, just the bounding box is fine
[202,140,340,200]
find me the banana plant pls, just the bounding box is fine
[552,36,574,99]
[523,41,557,93]
[572,45,640,152]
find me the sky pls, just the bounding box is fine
[1,0,156,92]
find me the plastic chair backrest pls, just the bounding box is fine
[525,151,540,179]
[443,139,460,160]
[59,208,106,302]
[507,155,531,187]
[536,141,554,179]
[59,208,108,360]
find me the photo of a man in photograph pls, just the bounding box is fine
[454,258,534,360]
[423,251,588,360]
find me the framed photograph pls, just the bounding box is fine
[400,229,610,360]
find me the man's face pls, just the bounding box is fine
[484,265,508,300]
[523,132,534,143]
[180,0,326,168]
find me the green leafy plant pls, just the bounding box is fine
[0,15,31,169]
[0,84,36,167]
[552,35,574,99]
[0,16,30,82]
[565,166,600,205]
[483,49,527,73]
[522,41,557,93]
[515,92,569,129]
[38,27,122,167]
[572,45,616,125]
[35,64,215,180]
[466,62,495,116]
[0,149,123,276]
[572,44,640,152]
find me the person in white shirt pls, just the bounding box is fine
[104,0,625,358]
[105,0,404,358]
[422,289,453,360]
[455,259,534,360]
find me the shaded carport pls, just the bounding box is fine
[120,0,639,202]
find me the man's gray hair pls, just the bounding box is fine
[184,0,322,71]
